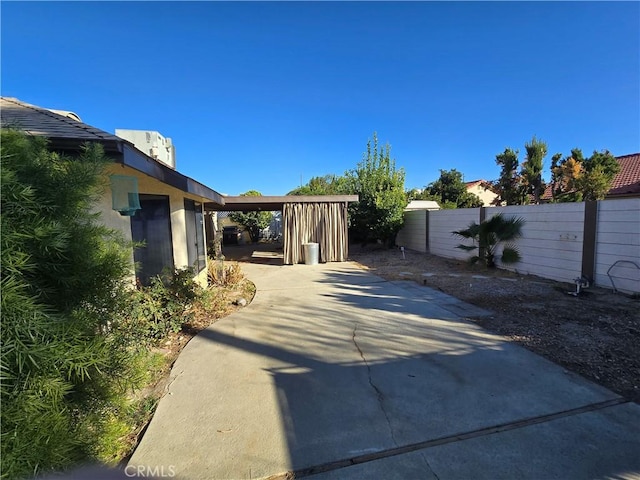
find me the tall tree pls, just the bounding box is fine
[347,133,406,246]
[229,190,273,242]
[494,148,525,205]
[550,149,619,202]
[522,136,547,204]
[551,149,585,202]
[579,150,620,201]
[288,174,349,196]
[426,169,483,209]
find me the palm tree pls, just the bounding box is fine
[453,214,525,268]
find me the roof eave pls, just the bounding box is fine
[120,144,224,204]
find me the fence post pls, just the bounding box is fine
[479,206,487,261]
[425,210,430,252]
[581,201,598,282]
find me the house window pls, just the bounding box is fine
[184,199,206,273]
[131,195,174,286]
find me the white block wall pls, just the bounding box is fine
[594,198,640,294]
[396,210,428,252]
[429,208,481,261]
[489,203,585,283]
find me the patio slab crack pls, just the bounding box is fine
[352,323,398,447]
[420,452,441,480]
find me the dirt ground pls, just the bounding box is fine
[348,245,640,404]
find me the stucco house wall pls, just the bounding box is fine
[0,97,224,289]
[100,164,210,286]
[466,181,498,206]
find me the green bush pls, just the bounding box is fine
[0,129,134,479]
[112,268,203,345]
[1,129,219,477]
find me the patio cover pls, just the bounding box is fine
[205,195,358,264]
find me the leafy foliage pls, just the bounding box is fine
[1,129,134,478]
[287,174,349,196]
[521,136,548,205]
[493,148,526,205]
[425,169,483,209]
[1,129,254,477]
[453,214,525,268]
[111,268,203,345]
[229,190,273,242]
[581,150,620,201]
[550,149,620,202]
[346,133,406,246]
[551,149,584,202]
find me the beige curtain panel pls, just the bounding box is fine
[283,202,349,264]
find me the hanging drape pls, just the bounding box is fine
[282,202,349,265]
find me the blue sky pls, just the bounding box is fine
[2,1,639,196]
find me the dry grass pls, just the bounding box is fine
[208,259,246,286]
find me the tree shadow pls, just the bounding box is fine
[182,265,640,479]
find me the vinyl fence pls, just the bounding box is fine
[395,198,640,294]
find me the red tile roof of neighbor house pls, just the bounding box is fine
[608,153,640,196]
[540,153,640,200]
[465,179,493,189]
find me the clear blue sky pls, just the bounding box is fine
[2,1,639,196]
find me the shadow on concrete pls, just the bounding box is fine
[188,265,640,479]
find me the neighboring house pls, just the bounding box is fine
[216,212,252,245]
[464,179,499,206]
[540,153,640,202]
[607,153,640,198]
[1,97,224,286]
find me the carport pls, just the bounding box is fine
[205,195,358,265]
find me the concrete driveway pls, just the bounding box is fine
[129,261,640,479]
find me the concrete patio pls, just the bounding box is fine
[129,260,640,479]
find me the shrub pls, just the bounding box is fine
[111,268,203,346]
[1,129,134,478]
[453,214,525,268]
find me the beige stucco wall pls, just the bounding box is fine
[467,183,498,206]
[97,164,211,287]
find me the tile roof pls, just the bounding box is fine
[540,153,640,200]
[1,97,225,204]
[608,153,640,196]
[0,97,122,143]
[464,179,489,188]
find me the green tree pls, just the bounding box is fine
[1,129,133,478]
[551,149,585,202]
[580,150,620,201]
[405,187,431,202]
[347,133,406,246]
[288,174,349,196]
[229,190,273,242]
[494,148,526,205]
[522,136,547,205]
[550,149,619,202]
[426,169,483,209]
